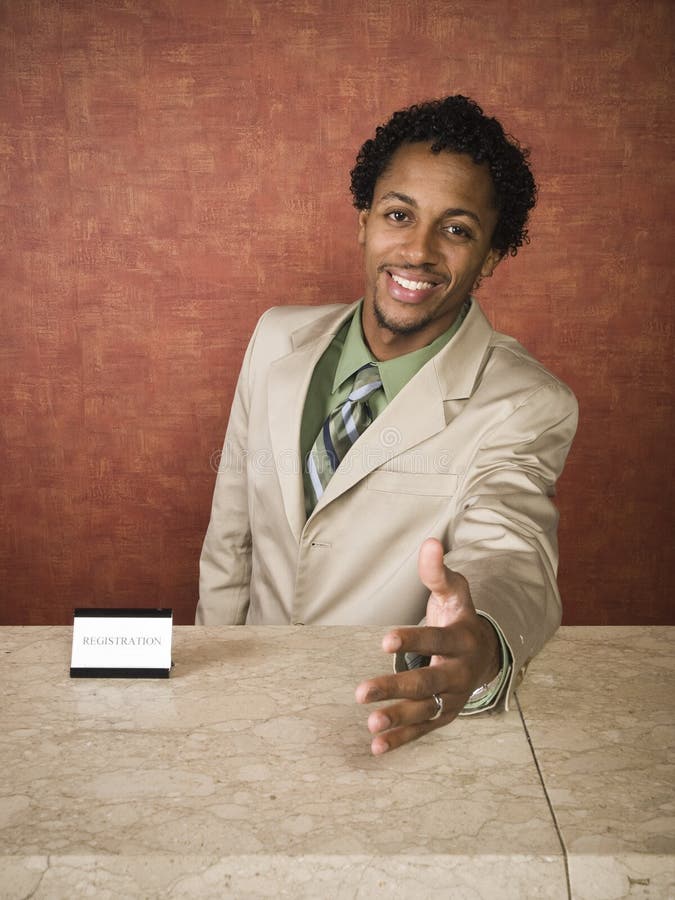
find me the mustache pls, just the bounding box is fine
[378,263,448,282]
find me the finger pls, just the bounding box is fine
[370,721,436,755]
[381,623,478,661]
[418,539,476,624]
[367,697,437,734]
[355,663,459,704]
[370,703,461,755]
[417,537,451,596]
[367,692,464,735]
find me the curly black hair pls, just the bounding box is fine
[350,96,537,257]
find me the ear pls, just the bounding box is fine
[357,209,369,247]
[480,247,502,279]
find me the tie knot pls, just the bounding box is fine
[349,363,382,401]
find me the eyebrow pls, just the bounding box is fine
[377,191,483,228]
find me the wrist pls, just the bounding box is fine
[476,615,501,687]
[461,614,512,715]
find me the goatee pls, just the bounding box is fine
[373,297,436,336]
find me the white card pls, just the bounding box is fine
[70,609,173,677]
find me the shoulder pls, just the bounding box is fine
[444,300,577,418]
[478,332,579,431]
[490,329,574,390]
[242,303,354,379]
[255,303,350,334]
[247,302,354,360]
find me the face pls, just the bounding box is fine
[358,142,502,359]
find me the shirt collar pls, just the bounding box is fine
[332,304,375,393]
[332,299,471,403]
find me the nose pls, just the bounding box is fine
[400,223,439,267]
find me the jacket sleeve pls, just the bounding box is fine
[446,379,579,708]
[195,317,264,625]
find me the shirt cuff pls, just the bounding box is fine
[459,612,511,716]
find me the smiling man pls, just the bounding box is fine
[197,96,578,755]
[358,143,500,358]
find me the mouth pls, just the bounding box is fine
[384,269,447,304]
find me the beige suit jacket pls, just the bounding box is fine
[197,300,578,706]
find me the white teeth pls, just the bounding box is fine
[391,273,436,291]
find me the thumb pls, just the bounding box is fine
[418,538,452,597]
[418,538,474,627]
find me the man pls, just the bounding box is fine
[197,96,578,755]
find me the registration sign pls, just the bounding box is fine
[70,608,173,678]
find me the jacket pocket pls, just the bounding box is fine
[367,470,458,497]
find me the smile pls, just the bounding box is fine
[384,270,445,305]
[390,273,437,291]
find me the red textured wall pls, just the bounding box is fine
[1,0,673,625]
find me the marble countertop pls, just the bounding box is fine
[0,626,673,899]
[516,627,675,900]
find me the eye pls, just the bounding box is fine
[444,223,472,239]
[386,209,410,223]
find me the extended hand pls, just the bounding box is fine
[355,538,501,755]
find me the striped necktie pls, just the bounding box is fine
[306,363,383,508]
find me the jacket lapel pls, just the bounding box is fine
[267,303,359,540]
[432,298,494,402]
[309,361,446,517]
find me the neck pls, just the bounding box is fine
[361,305,463,361]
